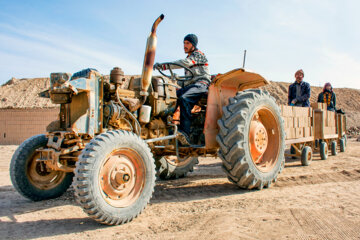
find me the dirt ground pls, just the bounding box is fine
[1,140,360,240]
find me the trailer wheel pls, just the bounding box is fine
[331,141,337,155]
[320,142,328,160]
[155,156,199,180]
[340,138,346,152]
[301,146,312,166]
[10,134,73,201]
[73,130,155,225]
[216,89,285,190]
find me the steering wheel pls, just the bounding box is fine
[156,62,195,82]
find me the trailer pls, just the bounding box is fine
[312,102,347,160]
[281,102,346,166]
[281,105,315,166]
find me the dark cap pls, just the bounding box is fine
[184,34,198,48]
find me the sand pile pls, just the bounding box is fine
[1,76,359,128]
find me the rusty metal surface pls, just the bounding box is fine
[204,84,237,149]
[140,14,164,95]
[27,150,68,190]
[213,68,269,91]
[99,148,146,208]
[110,67,124,85]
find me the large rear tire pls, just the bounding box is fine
[216,89,285,190]
[10,134,73,201]
[73,130,155,225]
[155,156,199,180]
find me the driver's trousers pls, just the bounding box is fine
[176,81,208,136]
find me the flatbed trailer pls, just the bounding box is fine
[281,103,347,166]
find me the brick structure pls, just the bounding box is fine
[0,108,59,145]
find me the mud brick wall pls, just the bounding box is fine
[0,108,58,145]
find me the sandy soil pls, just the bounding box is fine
[1,141,360,240]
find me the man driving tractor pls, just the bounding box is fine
[154,34,211,145]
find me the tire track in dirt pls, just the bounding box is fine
[290,209,360,240]
[274,169,360,188]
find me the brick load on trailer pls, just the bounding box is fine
[281,102,347,166]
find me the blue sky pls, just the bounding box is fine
[0,0,359,88]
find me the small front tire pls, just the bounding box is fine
[73,130,155,225]
[10,134,73,201]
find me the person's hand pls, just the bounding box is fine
[153,63,163,71]
[291,99,297,105]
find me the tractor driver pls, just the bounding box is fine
[154,34,211,145]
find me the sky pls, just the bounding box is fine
[0,0,359,89]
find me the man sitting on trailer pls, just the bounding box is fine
[154,34,211,145]
[288,69,311,107]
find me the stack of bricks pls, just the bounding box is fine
[281,105,313,140]
[0,108,59,145]
[311,102,336,136]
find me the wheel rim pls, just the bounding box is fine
[307,149,312,161]
[249,107,280,172]
[323,143,328,156]
[27,152,67,190]
[99,148,146,208]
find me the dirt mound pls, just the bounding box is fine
[1,77,359,128]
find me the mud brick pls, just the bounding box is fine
[0,108,58,145]
[285,128,296,139]
[303,127,312,137]
[295,127,304,138]
[281,105,293,117]
[287,117,294,128]
[311,102,327,110]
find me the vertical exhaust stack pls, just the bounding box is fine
[140,14,164,96]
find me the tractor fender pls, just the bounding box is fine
[204,68,269,149]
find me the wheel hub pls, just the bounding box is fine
[99,149,145,207]
[249,120,268,162]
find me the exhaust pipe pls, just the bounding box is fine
[140,14,164,96]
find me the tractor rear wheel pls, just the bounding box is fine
[73,130,155,225]
[10,134,73,201]
[216,89,285,190]
[155,155,199,180]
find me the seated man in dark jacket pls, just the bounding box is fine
[317,82,336,111]
[288,69,311,107]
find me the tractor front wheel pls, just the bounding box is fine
[216,89,285,190]
[10,134,73,201]
[73,130,155,225]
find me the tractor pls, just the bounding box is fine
[10,14,285,225]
